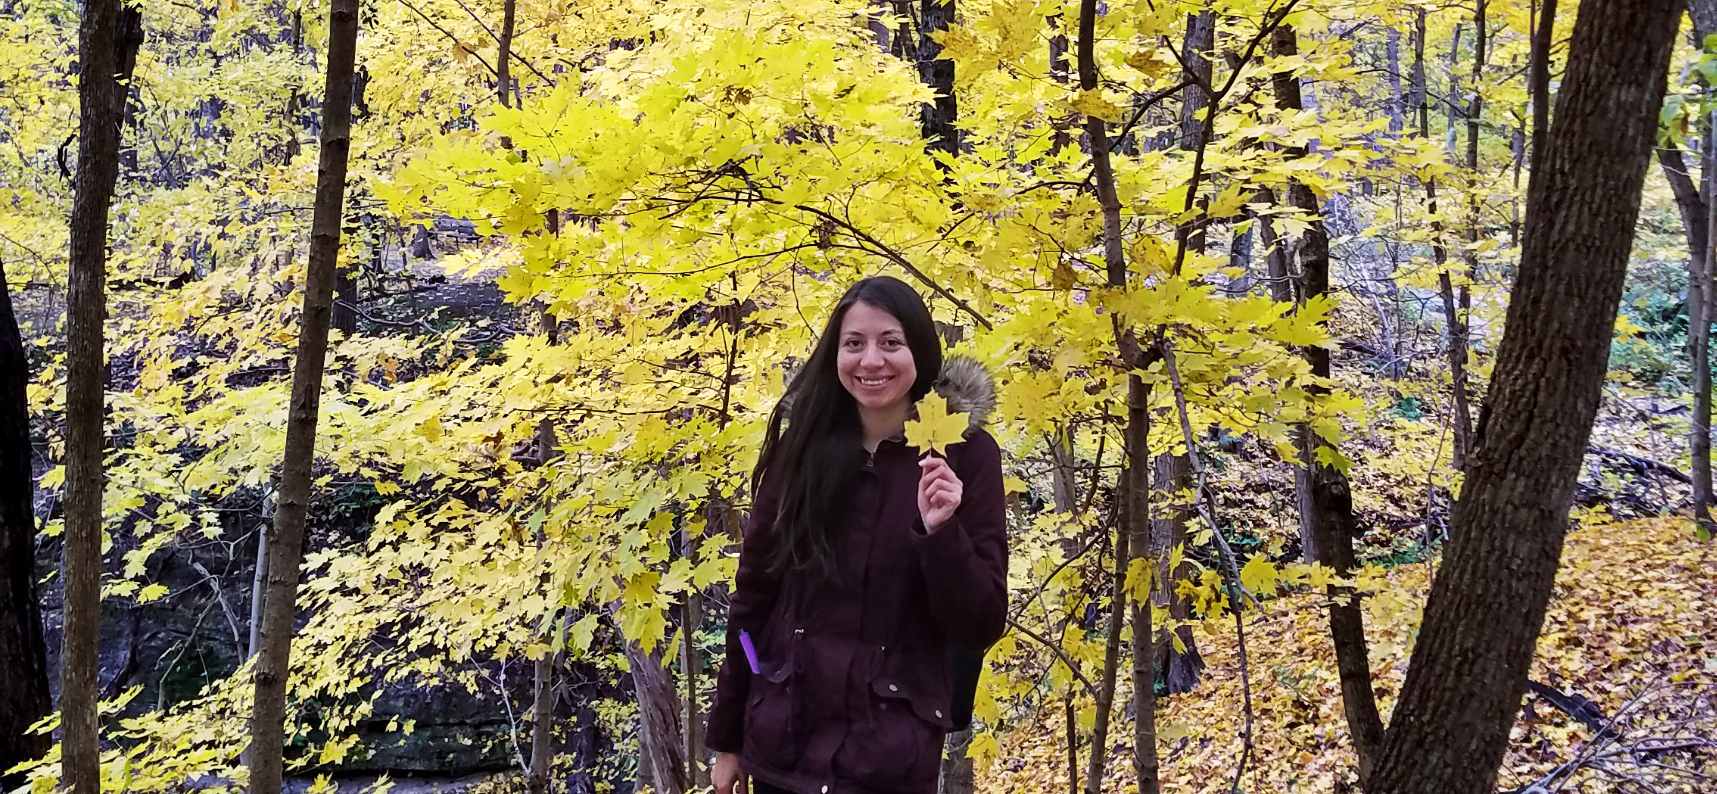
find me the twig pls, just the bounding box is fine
[445,0,557,86]
[1005,616,1101,699]
[396,0,499,78]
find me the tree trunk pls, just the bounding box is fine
[938,729,975,794]
[1696,110,1716,534]
[1368,0,1680,790]
[1077,0,1139,788]
[0,261,51,791]
[1269,23,1385,782]
[1529,0,1558,167]
[1147,452,1201,695]
[626,643,688,794]
[247,0,361,790]
[1433,22,1475,472]
[918,0,958,156]
[497,0,516,107]
[61,3,142,790]
[1127,380,1160,794]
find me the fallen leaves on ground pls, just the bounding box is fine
[978,516,1716,793]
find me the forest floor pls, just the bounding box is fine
[979,515,1717,794]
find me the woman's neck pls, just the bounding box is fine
[859,402,910,451]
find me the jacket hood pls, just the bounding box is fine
[924,354,996,436]
[778,354,997,435]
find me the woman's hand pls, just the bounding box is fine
[714,752,748,794]
[918,455,964,533]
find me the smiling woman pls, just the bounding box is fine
[706,276,1008,794]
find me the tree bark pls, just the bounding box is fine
[1696,111,1716,533]
[497,0,517,107]
[247,0,361,790]
[0,261,51,792]
[1077,0,1139,788]
[1367,0,1681,790]
[1269,23,1385,783]
[61,2,142,790]
[918,0,958,157]
[1127,381,1160,794]
[626,642,688,794]
[1434,21,1475,472]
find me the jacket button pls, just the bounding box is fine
[880,703,888,710]
[821,787,830,793]
[935,709,944,718]
[888,684,899,692]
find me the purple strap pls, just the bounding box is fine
[740,630,760,674]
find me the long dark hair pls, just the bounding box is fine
[753,276,943,573]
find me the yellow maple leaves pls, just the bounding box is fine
[904,392,969,456]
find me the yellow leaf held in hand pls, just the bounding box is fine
[904,393,968,457]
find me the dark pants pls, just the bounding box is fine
[752,781,798,794]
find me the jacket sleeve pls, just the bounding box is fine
[704,470,783,754]
[911,429,1009,648]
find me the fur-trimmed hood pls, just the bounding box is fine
[779,353,997,435]
[923,354,996,436]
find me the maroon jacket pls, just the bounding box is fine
[705,356,1008,794]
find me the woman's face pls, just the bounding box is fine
[837,301,916,414]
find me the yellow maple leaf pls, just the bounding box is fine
[904,393,968,456]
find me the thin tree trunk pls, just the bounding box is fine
[1127,381,1159,794]
[1078,0,1137,787]
[1268,23,1385,782]
[1441,20,1474,472]
[1529,0,1558,167]
[0,261,52,791]
[1386,26,1405,136]
[1422,15,1473,471]
[248,502,270,659]
[1368,0,1680,789]
[61,2,142,789]
[919,0,958,156]
[1146,2,1212,697]
[497,0,516,107]
[1696,111,1716,533]
[247,0,361,790]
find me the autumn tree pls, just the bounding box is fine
[61,0,143,790]
[1367,0,1683,790]
[247,0,362,790]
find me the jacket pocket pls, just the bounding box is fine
[743,627,805,770]
[835,665,952,792]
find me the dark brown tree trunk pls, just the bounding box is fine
[1076,0,1132,787]
[1696,112,1716,534]
[247,0,361,790]
[919,0,958,156]
[0,261,51,791]
[61,3,141,790]
[497,0,516,107]
[627,643,688,794]
[1127,379,1159,794]
[331,266,358,336]
[1433,21,1475,472]
[1142,7,1213,704]
[1529,0,1558,166]
[1368,0,1681,790]
[1269,23,1385,783]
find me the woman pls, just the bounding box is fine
[707,276,1009,794]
